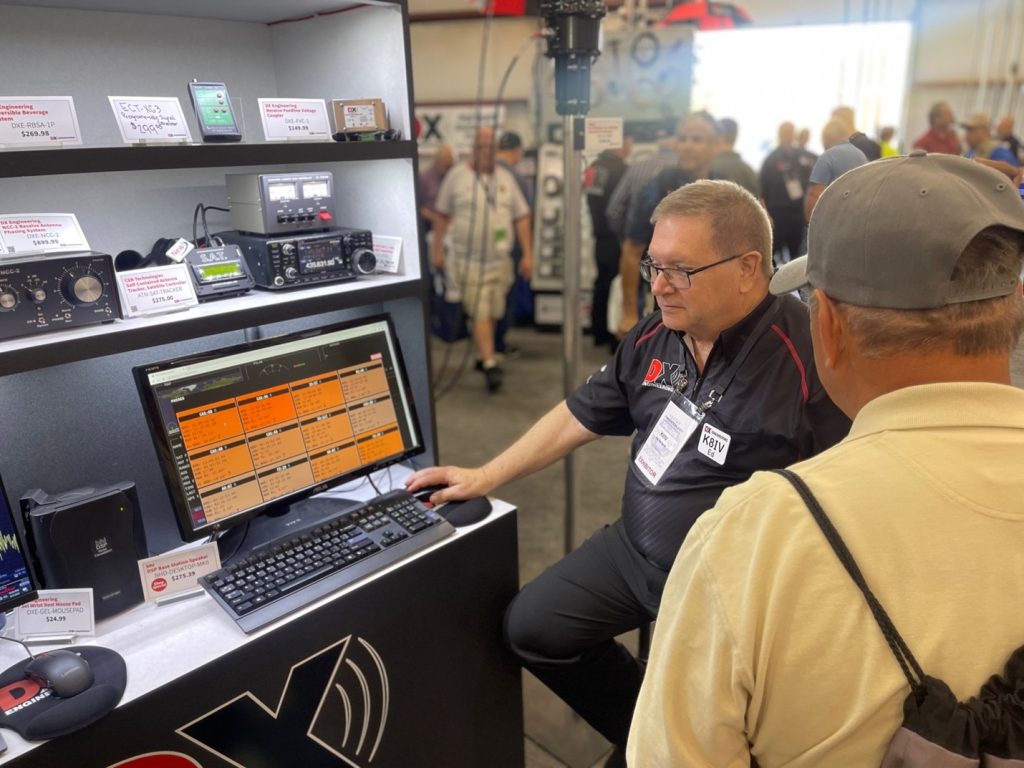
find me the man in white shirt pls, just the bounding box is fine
[432,127,533,392]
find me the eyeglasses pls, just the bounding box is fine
[640,252,745,289]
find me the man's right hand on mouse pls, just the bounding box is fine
[405,465,494,506]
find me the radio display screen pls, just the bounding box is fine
[197,262,245,282]
[268,182,297,202]
[298,239,346,273]
[302,181,330,198]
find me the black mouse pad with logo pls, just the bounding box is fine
[0,646,126,740]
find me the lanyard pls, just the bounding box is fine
[677,298,782,413]
[474,172,497,209]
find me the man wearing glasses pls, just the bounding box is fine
[407,180,849,765]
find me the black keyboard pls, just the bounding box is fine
[200,490,456,633]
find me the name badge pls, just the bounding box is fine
[634,397,704,485]
[697,422,732,465]
[785,178,804,201]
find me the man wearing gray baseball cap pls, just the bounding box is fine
[629,152,1024,766]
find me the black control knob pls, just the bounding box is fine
[352,248,376,275]
[61,268,104,305]
[284,266,298,280]
[26,285,47,304]
[0,286,17,311]
[281,243,296,256]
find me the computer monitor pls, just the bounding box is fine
[0,475,39,616]
[134,314,425,542]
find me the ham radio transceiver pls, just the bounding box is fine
[218,228,377,290]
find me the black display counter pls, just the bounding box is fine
[0,506,522,768]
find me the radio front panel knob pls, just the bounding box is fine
[284,267,298,280]
[0,287,17,311]
[281,243,296,256]
[27,285,47,304]
[62,269,104,305]
[352,248,376,275]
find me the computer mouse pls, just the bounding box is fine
[25,650,94,698]
[411,484,449,503]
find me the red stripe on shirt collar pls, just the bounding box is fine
[633,322,665,348]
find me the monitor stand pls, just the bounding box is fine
[216,495,363,564]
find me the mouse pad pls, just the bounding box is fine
[0,646,126,740]
[439,496,492,527]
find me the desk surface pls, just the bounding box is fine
[0,480,518,765]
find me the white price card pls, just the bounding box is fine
[116,263,198,317]
[584,117,624,153]
[108,96,192,144]
[0,213,90,255]
[371,235,402,274]
[15,589,95,638]
[0,97,83,147]
[138,542,221,603]
[258,98,331,141]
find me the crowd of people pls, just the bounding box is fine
[415,102,1024,767]
[421,102,1024,396]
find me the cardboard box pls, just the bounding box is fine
[330,98,388,134]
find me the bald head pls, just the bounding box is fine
[433,144,454,174]
[778,122,795,147]
[472,126,496,174]
[997,115,1015,140]
[822,119,850,150]
[832,106,855,133]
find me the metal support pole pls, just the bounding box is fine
[562,113,581,555]
[540,0,604,556]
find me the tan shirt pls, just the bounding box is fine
[629,383,1024,767]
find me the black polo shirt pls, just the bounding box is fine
[566,293,850,569]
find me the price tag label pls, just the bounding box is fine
[584,117,624,152]
[15,589,95,638]
[108,96,193,144]
[0,213,90,255]
[258,98,331,141]
[116,263,198,317]
[371,235,401,274]
[138,542,221,603]
[0,97,83,147]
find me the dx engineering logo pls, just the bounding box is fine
[643,358,686,392]
[119,636,392,768]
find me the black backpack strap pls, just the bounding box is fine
[773,469,927,694]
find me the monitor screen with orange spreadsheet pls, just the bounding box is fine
[134,314,424,541]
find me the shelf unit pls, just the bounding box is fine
[0,0,435,554]
[0,140,415,178]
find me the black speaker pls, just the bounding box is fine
[20,482,147,621]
